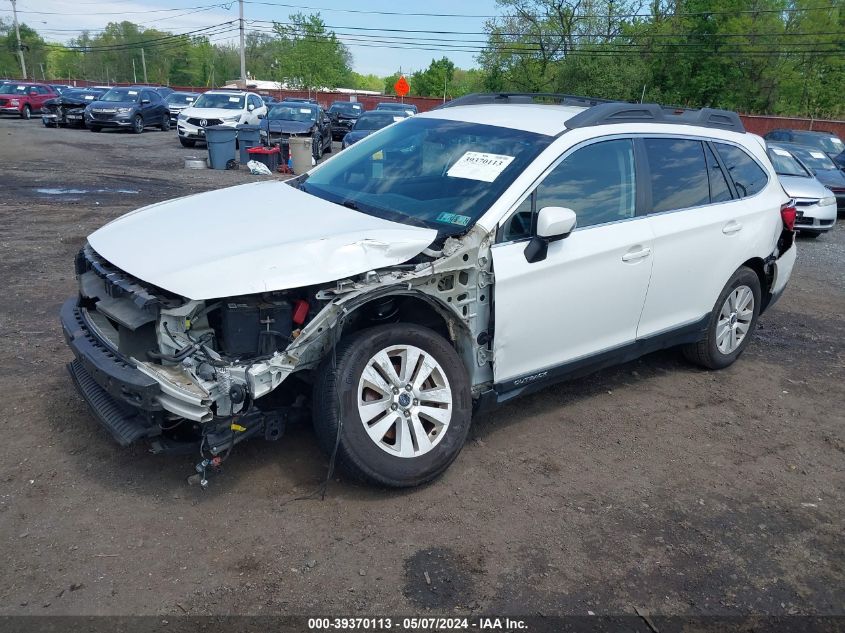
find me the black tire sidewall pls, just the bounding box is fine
[133,115,143,134]
[22,105,31,119]
[315,324,472,487]
[160,114,170,131]
[703,268,761,368]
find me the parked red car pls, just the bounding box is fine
[0,82,59,119]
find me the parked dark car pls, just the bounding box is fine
[260,101,332,160]
[281,97,318,104]
[764,129,845,169]
[41,88,108,127]
[0,82,59,119]
[777,142,845,212]
[84,86,170,134]
[151,86,175,98]
[165,91,201,125]
[375,101,418,116]
[50,84,74,95]
[327,101,364,141]
[341,110,409,148]
[260,94,279,105]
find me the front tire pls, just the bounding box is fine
[312,133,323,161]
[682,266,761,370]
[800,230,821,239]
[21,104,31,120]
[313,324,472,488]
[89,125,102,133]
[159,114,171,131]
[131,114,144,134]
[179,137,196,148]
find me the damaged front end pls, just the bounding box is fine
[61,226,494,460]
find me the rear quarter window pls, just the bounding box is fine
[714,143,768,198]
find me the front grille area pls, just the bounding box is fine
[186,117,222,127]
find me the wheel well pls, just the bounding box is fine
[341,293,460,344]
[741,257,773,310]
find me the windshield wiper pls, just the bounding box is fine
[342,199,359,210]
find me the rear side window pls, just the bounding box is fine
[644,138,710,213]
[705,144,733,203]
[714,143,768,198]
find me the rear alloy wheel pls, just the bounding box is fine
[683,266,761,370]
[132,114,144,134]
[159,114,171,131]
[313,324,472,487]
[21,104,31,120]
[179,137,196,148]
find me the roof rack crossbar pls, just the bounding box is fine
[565,102,745,133]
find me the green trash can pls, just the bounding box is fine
[205,125,238,170]
[237,124,262,164]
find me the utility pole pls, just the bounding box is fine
[10,0,27,79]
[140,48,148,84]
[132,58,137,83]
[239,0,246,86]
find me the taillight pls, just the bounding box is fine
[780,201,796,231]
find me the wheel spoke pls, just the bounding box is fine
[716,323,731,345]
[418,386,451,405]
[395,416,415,457]
[412,358,436,390]
[365,414,398,444]
[361,365,392,398]
[409,412,434,454]
[735,321,749,338]
[372,351,402,387]
[418,405,450,427]
[359,398,391,424]
[400,347,422,385]
[729,328,737,352]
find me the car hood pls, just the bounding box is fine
[87,181,437,300]
[812,168,845,189]
[180,106,240,119]
[88,100,136,110]
[264,120,314,134]
[778,174,831,199]
[345,129,375,144]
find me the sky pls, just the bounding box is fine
[2,0,505,77]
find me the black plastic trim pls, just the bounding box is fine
[493,314,710,403]
[436,92,616,109]
[565,103,745,133]
[61,297,162,411]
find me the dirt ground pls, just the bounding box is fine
[0,116,843,621]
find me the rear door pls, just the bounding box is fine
[635,137,769,338]
[491,137,655,384]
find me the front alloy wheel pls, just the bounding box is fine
[132,114,144,134]
[313,324,472,487]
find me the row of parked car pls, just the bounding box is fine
[0,79,418,163]
[761,130,845,238]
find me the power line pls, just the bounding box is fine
[43,22,237,52]
[1,2,233,16]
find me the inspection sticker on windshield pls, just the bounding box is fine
[436,212,471,227]
[393,116,405,122]
[810,151,826,159]
[773,148,791,156]
[128,91,138,95]
[447,151,515,182]
[300,108,311,113]
[228,96,240,103]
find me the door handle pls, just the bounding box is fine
[622,246,652,262]
[722,221,743,235]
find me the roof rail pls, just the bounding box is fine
[565,102,745,133]
[436,92,616,110]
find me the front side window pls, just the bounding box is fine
[714,143,768,198]
[645,138,710,212]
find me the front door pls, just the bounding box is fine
[491,138,654,385]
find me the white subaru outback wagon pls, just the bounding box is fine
[61,94,797,487]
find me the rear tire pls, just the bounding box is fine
[179,137,196,148]
[312,324,472,488]
[682,266,761,370]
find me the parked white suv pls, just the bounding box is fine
[176,89,266,147]
[61,94,797,488]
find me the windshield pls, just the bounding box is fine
[354,113,403,131]
[192,93,244,110]
[793,132,844,154]
[767,148,810,177]
[300,117,551,235]
[329,102,363,115]
[787,145,837,170]
[0,84,32,94]
[268,104,317,122]
[100,88,141,102]
[167,93,197,106]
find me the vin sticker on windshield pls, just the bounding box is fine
[229,96,240,103]
[447,151,515,182]
[773,148,791,156]
[436,212,471,227]
[810,151,826,159]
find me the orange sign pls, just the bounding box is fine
[394,75,410,97]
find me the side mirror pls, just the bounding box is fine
[257,113,265,119]
[248,103,255,112]
[524,206,577,263]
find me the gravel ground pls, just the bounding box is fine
[0,117,843,621]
